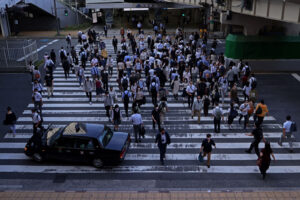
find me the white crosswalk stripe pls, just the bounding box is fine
[0,39,295,175]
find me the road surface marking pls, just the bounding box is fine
[292,73,300,82]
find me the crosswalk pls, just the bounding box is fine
[1,39,299,175]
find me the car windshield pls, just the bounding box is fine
[99,126,113,147]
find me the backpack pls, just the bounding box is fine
[159,102,167,113]
[204,97,210,106]
[123,92,129,103]
[60,51,65,60]
[291,122,297,132]
[251,79,257,89]
[122,78,128,89]
[81,52,86,61]
[214,90,220,100]
[151,83,157,94]
[66,36,70,42]
[245,67,250,76]
[229,108,238,118]
[255,106,262,115]
[214,107,222,119]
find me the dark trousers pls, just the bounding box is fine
[86,92,92,102]
[133,124,142,142]
[248,139,261,157]
[214,118,221,133]
[187,93,195,107]
[34,101,42,115]
[152,119,161,130]
[254,115,264,127]
[152,93,157,105]
[239,114,249,129]
[103,81,108,91]
[113,45,117,54]
[203,105,209,116]
[33,123,43,136]
[105,105,111,118]
[124,102,129,117]
[159,144,167,161]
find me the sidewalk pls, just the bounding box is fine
[0,190,299,200]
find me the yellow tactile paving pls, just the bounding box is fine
[1,191,300,200]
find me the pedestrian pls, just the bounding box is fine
[202,94,210,117]
[95,78,104,101]
[122,89,131,117]
[83,76,94,104]
[112,36,118,54]
[50,49,56,64]
[62,58,70,79]
[254,99,269,127]
[278,115,297,153]
[107,55,114,77]
[66,33,72,47]
[192,95,203,124]
[186,81,196,108]
[44,73,54,99]
[229,84,239,104]
[212,103,223,133]
[4,106,17,137]
[171,76,179,100]
[150,80,158,105]
[70,46,77,63]
[32,108,43,136]
[159,98,168,125]
[155,128,171,165]
[104,24,108,37]
[104,91,113,121]
[91,65,100,81]
[257,141,276,179]
[101,70,109,91]
[245,121,264,157]
[200,133,216,168]
[243,82,251,101]
[59,47,66,64]
[130,109,143,143]
[32,80,43,94]
[112,104,123,131]
[32,88,43,115]
[44,56,55,76]
[239,100,250,130]
[152,104,161,131]
[80,49,87,70]
[78,65,85,86]
[227,102,238,129]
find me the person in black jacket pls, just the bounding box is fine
[200,134,216,168]
[155,128,171,165]
[4,106,17,137]
[245,121,265,157]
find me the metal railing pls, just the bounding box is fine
[0,39,38,68]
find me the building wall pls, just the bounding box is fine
[221,12,300,36]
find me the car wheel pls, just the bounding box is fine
[33,153,43,162]
[92,158,103,168]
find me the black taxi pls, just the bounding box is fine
[24,122,130,168]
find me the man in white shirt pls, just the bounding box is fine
[212,103,224,133]
[238,100,250,130]
[186,81,196,108]
[32,108,43,136]
[32,88,43,114]
[130,110,143,143]
[278,115,295,153]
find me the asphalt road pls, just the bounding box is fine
[0,37,299,191]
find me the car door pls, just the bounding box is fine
[73,138,98,163]
[47,137,77,162]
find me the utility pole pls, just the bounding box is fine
[53,0,60,35]
[76,0,79,26]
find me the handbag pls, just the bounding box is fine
[255,106,262,115]
[198,152,203,162]
[141,126,146,138]
[256,157,262,167]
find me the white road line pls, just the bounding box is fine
[16,116,276,122]
[4,132,283,139]
[0,165,299,173]
[13,124,282,130]
[1,153,299,161]
[292,73,300,82]
[0,142,295,149]
[17,39,59,62]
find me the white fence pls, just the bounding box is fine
[0,40,38,68]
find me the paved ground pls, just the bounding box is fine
[0,190,300,200]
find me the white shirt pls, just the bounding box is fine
[33,92,42,102]
[131,113,143,125]
[283,121,292,133]
[32,112,41,124]
[239,103,250,116]
[186,84,196,93]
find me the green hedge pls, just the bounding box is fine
[225,34,300,59]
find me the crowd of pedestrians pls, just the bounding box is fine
[2,23,297,178]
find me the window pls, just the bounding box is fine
[54,137,76,148]
[74,139,95,150]
[99,127,113,147]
